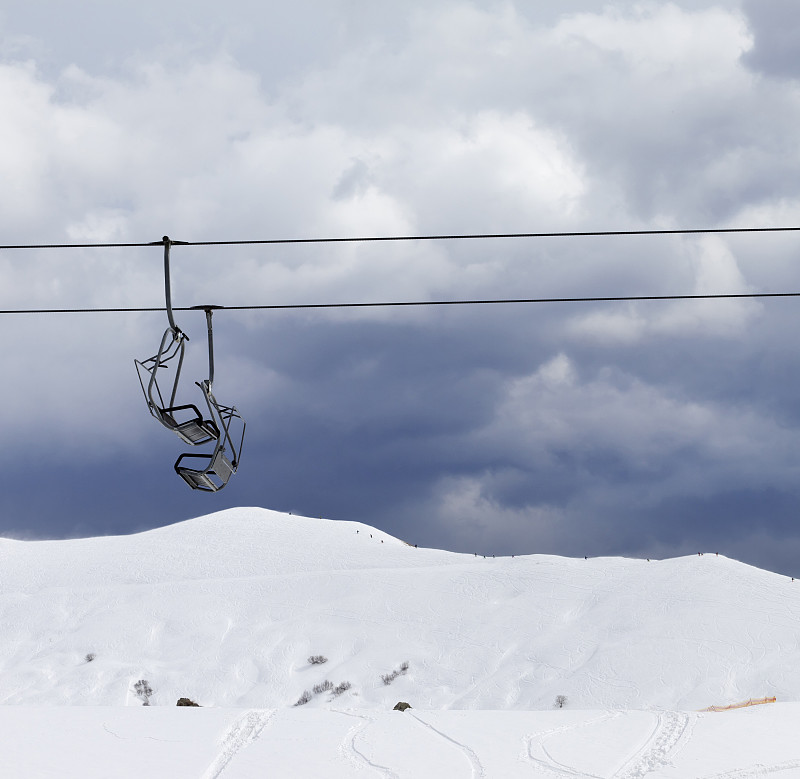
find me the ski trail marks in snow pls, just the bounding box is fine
[202,709,275,779]
[700,760,800,778]
[335,710,400,779]
[101,722,182,743]
[524,711,617,777]
[613,710,691,778]
[409,713,486,778]
[524,710,690,778]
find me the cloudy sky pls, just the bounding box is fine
[2,0,800,574]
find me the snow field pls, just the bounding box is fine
[2,704,800,778]
[4,507,800,776]
[2,508,800,711]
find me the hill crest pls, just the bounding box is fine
[1,507,796,711]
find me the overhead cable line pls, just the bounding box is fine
[1,225,799,251]
[0,290,798,316]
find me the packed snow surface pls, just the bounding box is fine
[4,704,800,778]
[2,507,800,776]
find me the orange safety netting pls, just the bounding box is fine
[700,696,776,712]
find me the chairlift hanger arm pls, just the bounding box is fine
[150,236,189,336]
[190,304,223,388]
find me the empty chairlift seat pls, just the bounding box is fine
[173,380,245,492]
[159,403,219,445]
[174,448,235,492]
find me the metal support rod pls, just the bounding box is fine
[151,234,188,334]
[205,307,215,388]
[162,236,179,333]
[190,304,223,388]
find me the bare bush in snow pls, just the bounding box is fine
[308,655,328,665]
[294,690,312,706]
[313,680,334,694]
[133,679,153,706]
[332,682,351,697]
[554,695,567,709]
[381,662,410,685]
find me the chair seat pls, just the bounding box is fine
[177,468,218,491]
[159,404,219,446]
[173,418,218,445]
[174,450,235,492]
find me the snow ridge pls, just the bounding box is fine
[2,507,799,712]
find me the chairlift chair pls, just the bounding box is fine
[135,237,246,491]
[134,237,219,446]
[173,307,246,492]
[174,381,245,492]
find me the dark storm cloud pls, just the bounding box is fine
[4,1,800,578]
[741,0,800,79]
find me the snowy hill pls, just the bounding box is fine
[1,507,798,712]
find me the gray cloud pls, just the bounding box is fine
[741,0,800,79]
[3,1,800,577]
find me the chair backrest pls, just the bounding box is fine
[199,381,245,471]
[211,449,234,483]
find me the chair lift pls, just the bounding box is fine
[135,237,219,446]
[173,306,246,492]
[135,237,246,491]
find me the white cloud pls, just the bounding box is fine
[566,236,761,343]
[432,473,568,550]
[553,3,751,82]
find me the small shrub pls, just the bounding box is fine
[554,695,567,709]
[381,662,410,685]
[308,655,328,665]
[331,681,351,697]
[133,679,153,706]
[294,690,312,706]
[84,653,96,663]
[313,680,334,695]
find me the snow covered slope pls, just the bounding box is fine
[4,704,800,778]
[1,507,798,711]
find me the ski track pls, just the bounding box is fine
[101,722,182,743]
[334,709,400,779]
[409,713,486,779]
[613,710,691,778]
[522,710,690,779]
[699,760,800,778]
[523,711,618,778]
[201,709,275,779]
